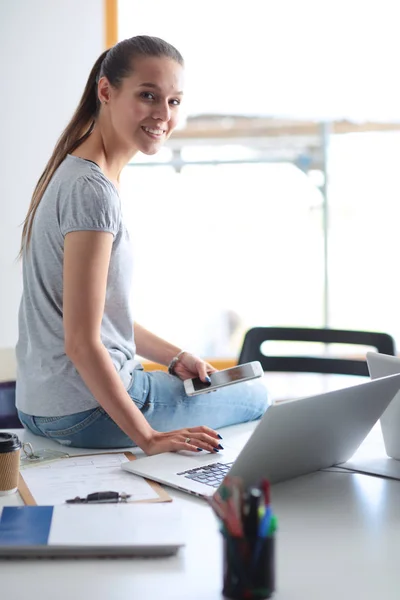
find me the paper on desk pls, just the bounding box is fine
[20,454,159,505]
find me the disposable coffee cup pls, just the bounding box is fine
[0,432,21,495]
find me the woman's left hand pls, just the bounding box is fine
[172,352,217,382]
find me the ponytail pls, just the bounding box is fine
[19,49,108,257]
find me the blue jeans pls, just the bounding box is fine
[18,369,269,449]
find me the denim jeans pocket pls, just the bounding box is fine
[127,369,150,410]
[33,407,106,438]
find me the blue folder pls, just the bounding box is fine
[0,504,184,558]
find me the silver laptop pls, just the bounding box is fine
[122,374,400,497]
[366,352,400,459]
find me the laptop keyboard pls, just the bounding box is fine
[177,462,234,488]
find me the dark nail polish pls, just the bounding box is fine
[217,434,223,439]
[213,448,219,452]
[218,444,224,450]
[197,448,203,452]
[205,376,211,383]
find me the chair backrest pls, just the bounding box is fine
[0,381,21,429]
[238,327,397,376]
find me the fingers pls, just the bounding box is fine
[172,441,204,453]
[196,359,214,383]
[166,427,223,453]
[175,438,221,454]
[177,428,223,453]
[157,426,225,454]
[188,425,222,440]
[199,368,212,384]
[188,433,223,453]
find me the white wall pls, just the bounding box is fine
[0,0,104,349]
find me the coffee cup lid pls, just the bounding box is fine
[0,432,21,453]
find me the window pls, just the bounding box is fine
[114,0,400,356]
[121,160,324,356]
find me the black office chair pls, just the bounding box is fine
[238,327,396,377]
[0,381,22,429]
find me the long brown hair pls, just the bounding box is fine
[20,35,184,257]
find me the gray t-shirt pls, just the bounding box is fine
[16,155,139,417]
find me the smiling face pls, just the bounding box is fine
[99,56,184,156]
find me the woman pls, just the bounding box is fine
[16,35,268,453]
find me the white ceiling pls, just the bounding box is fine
[118,0,400,121]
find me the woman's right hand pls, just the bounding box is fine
[142,426,223,456]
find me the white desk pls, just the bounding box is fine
[1,424,400,600]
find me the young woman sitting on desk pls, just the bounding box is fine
[16,36,269,453]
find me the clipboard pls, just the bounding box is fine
[18,452,172,506]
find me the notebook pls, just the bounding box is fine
[0,504,184,558]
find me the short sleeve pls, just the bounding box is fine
[59,173,121,238]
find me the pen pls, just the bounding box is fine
[258,505,272,538]
[244,487,262,538]
[66,491,131,504]
[267,514,278,536]
[260,479,270,506]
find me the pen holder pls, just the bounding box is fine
[222,533,275,600]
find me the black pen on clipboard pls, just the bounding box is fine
[66,491,131,504]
